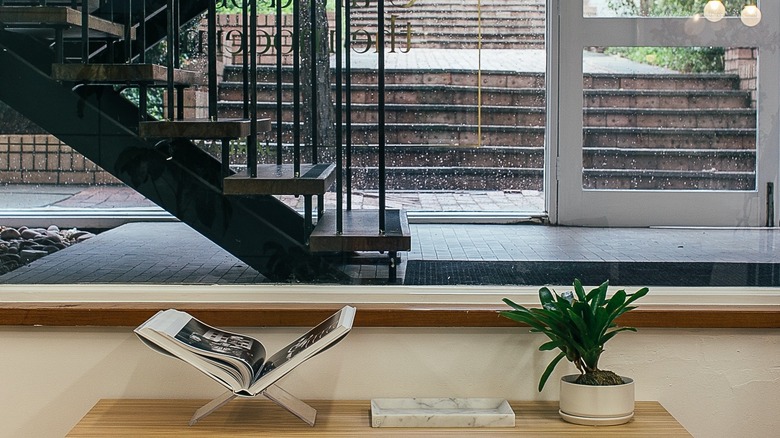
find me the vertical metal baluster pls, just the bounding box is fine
[335,0,343,233]
[166,0,175,120]
[378,0,385,234]
[207,0,217,120]
[81,0,88,63]
[345,0,352,211]
[242,0,249,119]
[276,0,283,165]
[138,0,147,121]
[174,1,184,120]
[293,0,301,177]
[138,0,146,63]
[124,0,132,63]
[310,0,317,165]
[248,0,258,177]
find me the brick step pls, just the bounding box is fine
[349,22,546,33]
[387,31,545,40]
[220,102,753,130]
[586,73,740,91]
[222,67,740,91]
[220,103,546,126]
[361,0,544,5]
[240,121,756,150]
[405,41,545,50]
[219,83,545,106]
[584,108,755,130]
[245,144,544,169]
[254,122,546,146]
[583,169,754,190]
[583,148,755,172]
[352,6,545,15]
[585,89,751,109]
[224,66,546,87]
[348,166,543,191]
[350,17,545,27]
[584,127,756,150]
[235,144,753,173]
[220,82,747,110]
[351,166,752,191]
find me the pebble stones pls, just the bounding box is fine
[0,225,95,275]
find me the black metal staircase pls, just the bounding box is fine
[0,0,411,282]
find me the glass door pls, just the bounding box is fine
[549,0,779,226]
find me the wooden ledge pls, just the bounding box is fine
[139,118,271,139]
[223,163,337,196]
[1,303,778,328]
[52,64,204,86]
[0,6,131,38]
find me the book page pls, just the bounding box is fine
[174,318,266,380]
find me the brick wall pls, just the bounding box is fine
[0,135,120,185]
[724,47,758,107]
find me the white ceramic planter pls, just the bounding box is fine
[558,374,635,426]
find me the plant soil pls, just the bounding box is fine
[575,370,626,386]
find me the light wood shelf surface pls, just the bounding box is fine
[68,399,691,437]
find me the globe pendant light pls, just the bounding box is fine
[740,4,762,27]
[703,0,726,22]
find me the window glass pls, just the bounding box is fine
[582,46,757,191]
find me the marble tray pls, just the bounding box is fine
[370,398,515,428]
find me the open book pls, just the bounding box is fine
[135,306,356,397]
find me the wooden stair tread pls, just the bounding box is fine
[309,209,411,252]
[0,6,131,38]
[51,63,204,86]
[223,163,336,196]
[138,118,271,139]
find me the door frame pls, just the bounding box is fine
[546,0,780,227]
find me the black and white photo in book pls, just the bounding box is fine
[174,318,266,379]
[134,305,357,396]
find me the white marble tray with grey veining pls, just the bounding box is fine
[370,398,515,428]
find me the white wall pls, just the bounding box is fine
[1,326,778,437]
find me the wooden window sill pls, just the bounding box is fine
[1,302,778,328]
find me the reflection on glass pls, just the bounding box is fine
[582,46,757,191]
[584,0,747,18]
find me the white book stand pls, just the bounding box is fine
[189,384,317,426]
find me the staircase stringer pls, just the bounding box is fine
[0,35,346,282]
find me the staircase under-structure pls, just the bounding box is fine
[0,0,411,282]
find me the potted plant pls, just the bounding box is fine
[501,279,648,425]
